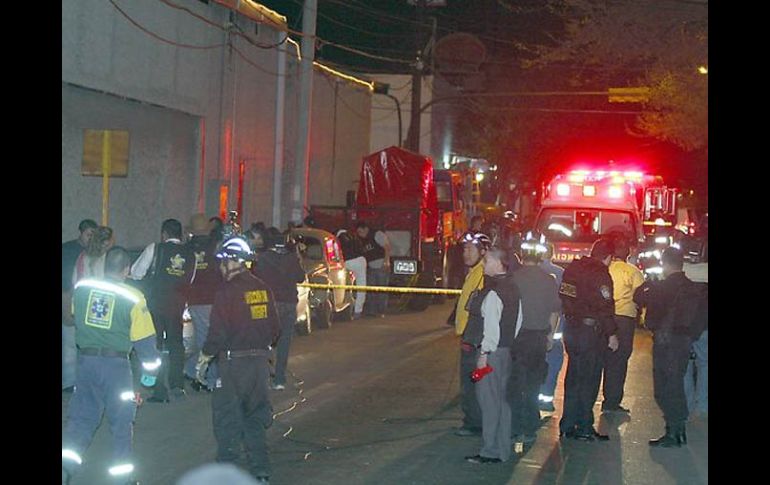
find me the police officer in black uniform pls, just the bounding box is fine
[136,219,196,403]
[196,236,281,484]
[558,238,620,441]
[633,247,707,448]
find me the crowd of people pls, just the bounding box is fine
[450,220,708,464]
[61,212,708,482]
[61,212,395,484]
[60,214,316,485]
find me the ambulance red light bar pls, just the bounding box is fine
[565,169,646,183]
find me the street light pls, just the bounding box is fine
[697,66,708,75]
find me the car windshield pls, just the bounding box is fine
[536,208,636,243]
[299,236,342,264]
[300,237,324,261]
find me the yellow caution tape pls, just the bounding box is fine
[298,282,462,295]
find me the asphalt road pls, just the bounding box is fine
[62,300,708,485]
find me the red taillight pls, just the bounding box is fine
[583,185,596,197]
[608,185,623,198]
[325,238,336,261]
[556,183,570,196]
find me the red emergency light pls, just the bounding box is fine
[556,183,570,196]
[583,185,596,197]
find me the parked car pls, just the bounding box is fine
[291,227,356,334]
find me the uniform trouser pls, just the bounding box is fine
[152,309,185,398]
[560,321,604,434]
[273,302,297,385]
[62,323,77,389]
[345,256,367,314]
[365,266,390,314]
[213,355,273,478]
[460,343,483,431]
[684,329,708,414]
[184,304,218,388]
[510,330,549,437]
[476,347,512,461]
[63,355,137,479]
[653,332,691,432]
[539,338,564,403]
[601,315,637,409]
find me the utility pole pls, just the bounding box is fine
[292,0,317,224]
[272,35,288,227]
[405,0,426,152]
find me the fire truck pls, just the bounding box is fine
[533,168,678,265]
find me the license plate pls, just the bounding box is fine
[394,260,417,275]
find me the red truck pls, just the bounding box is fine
[308,146,464,310]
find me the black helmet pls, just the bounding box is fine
[461,231,492,250]
[216,237,254,263]
[520,231,547,262]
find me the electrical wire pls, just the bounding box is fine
[290,0,414,39]
[110,0,225,50]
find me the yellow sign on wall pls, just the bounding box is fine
[82,129,129,176]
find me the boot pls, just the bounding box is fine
[677,425,687,445]
[649,425,681,448]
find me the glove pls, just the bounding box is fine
[195,352,214,384]
[470,365,494,383]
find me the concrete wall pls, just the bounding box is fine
[62,84,199,248]
[62,0,372,243]
[309,72,372,207]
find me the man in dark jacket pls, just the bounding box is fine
[559,238,619,441]
[131,219,195,402]
[197,236,281,483]
[184,214,223,391]
[252,231,306,390]
[634,247,707,448]
[464,247,520,464]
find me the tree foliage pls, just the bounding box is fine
[527,0,708,151]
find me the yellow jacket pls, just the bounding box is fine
[455,261,484,336]
[609,259,645,318]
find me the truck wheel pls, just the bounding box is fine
[407,271,433,311]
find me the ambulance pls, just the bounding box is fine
[533,168,677,266]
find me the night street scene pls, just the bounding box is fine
[62,1,708,484]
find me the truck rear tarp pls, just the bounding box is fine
[356,146,438,239]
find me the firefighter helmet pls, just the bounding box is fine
[520,232,548,262]
[461,231,492,250]
[215,237,254,263]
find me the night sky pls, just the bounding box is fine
[258,0,707,205]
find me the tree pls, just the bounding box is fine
[526,0,708,151]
